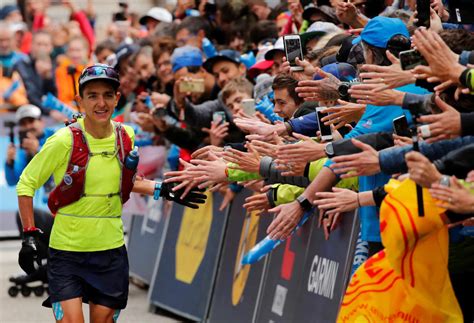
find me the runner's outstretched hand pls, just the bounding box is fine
[161,182,207,209]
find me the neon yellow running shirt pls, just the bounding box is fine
[17,118,135,251]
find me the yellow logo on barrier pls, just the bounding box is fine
[175,191,213,284]
[231,207,260,305]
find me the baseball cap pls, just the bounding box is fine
[352,17,409,49]
[314,62,357,82]
[16,104,41,122]
[302,4,338,24]
[203,49,241,73]
[139,7,173,25]
[78,64,120,91]
[171,46,203,73]
[248,60,274,80]
[111,43,139,69]
[254,74,274,102]
[264,37,284,61]
[0,5,19,20]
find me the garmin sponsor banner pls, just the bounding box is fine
[128,197,171,284]
[293,210,359,322]
[207,190,272,323]
[148,192,228,321]
[255,211,315,323]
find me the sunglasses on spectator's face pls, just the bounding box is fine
[79,65,119,82]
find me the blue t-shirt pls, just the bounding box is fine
[325,84,431,242]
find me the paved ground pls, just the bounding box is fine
[0,240,180,323]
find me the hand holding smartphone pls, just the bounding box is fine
[283,35,304,72]
[212,111,227,125]
[399,49,428,70]
[316,107,333,142]
[241,99,256,116]
[392,115,411,137]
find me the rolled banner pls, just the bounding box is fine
[3,79,21,100]
[241,211,312,265]
[42,92,76,119]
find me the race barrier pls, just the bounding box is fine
[127,197,171,285]
[148,191,229,321]
[207,190,273,323]
[144,188,360,322]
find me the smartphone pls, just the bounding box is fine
[316,107,333,141]
[399,49,428,70]
[392,115,411,137]
[415,0,430,28]
[241,99,256,116]
[212,111,226,125]
[179,79,205,93]
[283,35,304,71]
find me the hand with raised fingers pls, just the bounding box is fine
[417,96,461,143]
[160,182,207,209]
[188,152,228,189]
[348,83,404,106]
[314,187,359,214]
[321,100,366,129]
[243,192,270,213]
[191,145,224,161]
[164,158,200,198]
[359,51,415,91]
[267,201,304,240]
[276,132,326,165]
[275,159,307,177]
[330,139,380,178]
[405,151,442,188]
[223,145,261,174]
[429,176,474,214]
[412,28,463,84]
[202,121,229,146]
[295,68,341,102]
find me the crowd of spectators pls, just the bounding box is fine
[2,0,474,320]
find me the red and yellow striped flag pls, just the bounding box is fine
[338,179,462,322]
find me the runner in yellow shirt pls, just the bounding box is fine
[16,64,206,322]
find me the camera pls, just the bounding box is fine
[337,80,362,102]
[4,120,16,144]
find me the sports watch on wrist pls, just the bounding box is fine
[153,181,163,200]
[324,143,335,158]
[338,82,351,101]
[296,195,313,211]
[439,175,450,187]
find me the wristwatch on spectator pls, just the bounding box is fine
[324,143,335,158]
[439,175,450,187]
[338,82,351,101]
[296,195,313,211]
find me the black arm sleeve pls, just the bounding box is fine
[461,113,474,136]
[372,186,388,208]
[433,144,474,179]
[331,132,394,157]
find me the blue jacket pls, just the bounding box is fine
[287,112,318,136]
[326,84,430,242]
[379,136,474,175]
[5,127,56,187]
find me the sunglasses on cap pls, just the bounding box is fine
[79,65,119,82]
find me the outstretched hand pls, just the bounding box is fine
[160,182,207,209]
